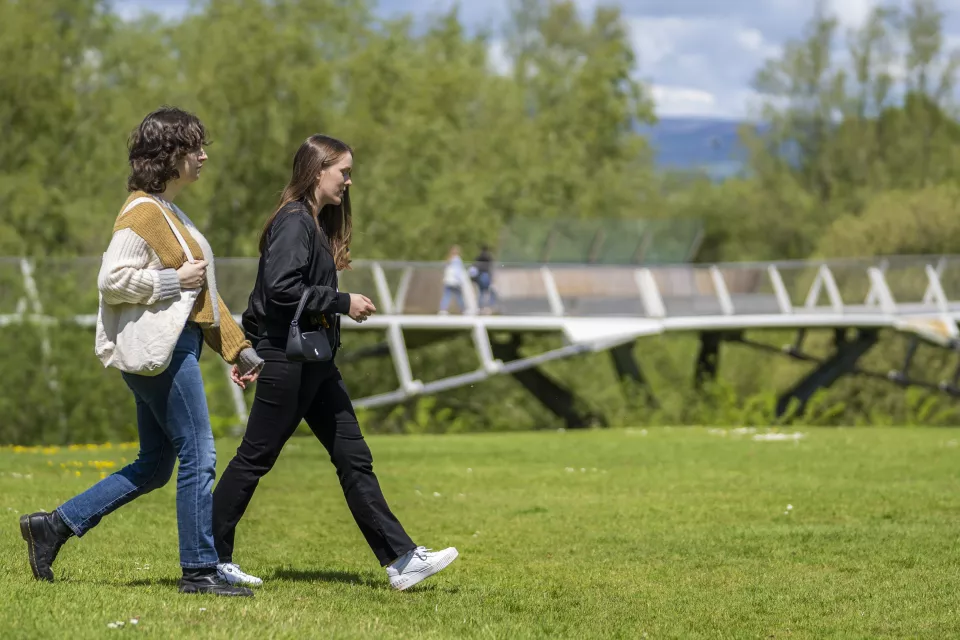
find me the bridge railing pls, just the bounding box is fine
[324,255,954,319]
[2,255,958,323]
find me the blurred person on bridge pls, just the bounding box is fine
[469,244,497,314]
[439,244,468,314]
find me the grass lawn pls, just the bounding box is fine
[1,427,959,638]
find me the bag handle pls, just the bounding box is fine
[291,289,311,327]
[120,197,196,264]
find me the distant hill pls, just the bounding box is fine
[638,117,762,180]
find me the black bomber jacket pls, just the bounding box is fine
[241,201,351,352]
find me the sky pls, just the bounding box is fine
[113,0,960,120]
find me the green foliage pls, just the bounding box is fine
[816,184,960,257]
[1,0,655,261]
[3,0,960,443]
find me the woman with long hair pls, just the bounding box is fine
[212,134,458,591]
[19,106,261,597]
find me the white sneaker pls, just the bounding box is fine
[217,562,263,587]
[386,546,458,591]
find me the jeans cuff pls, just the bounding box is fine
[179,560,219,569]
[54,507,83,538]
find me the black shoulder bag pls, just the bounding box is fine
[286,290,333,362]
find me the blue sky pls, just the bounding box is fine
[113,0,960,119]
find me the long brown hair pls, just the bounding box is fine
[260,134,353,270]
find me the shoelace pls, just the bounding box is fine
[412,547,432,561]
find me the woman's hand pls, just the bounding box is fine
[177,259,208,289]
[348,293,376,323]
[230,365,259,390]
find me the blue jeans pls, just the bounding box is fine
[477,272,496,308]
[57,324,219,568]
[440,285,465,312]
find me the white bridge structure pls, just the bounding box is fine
[5,255,960,426]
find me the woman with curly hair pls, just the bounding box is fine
[18,106,261,597]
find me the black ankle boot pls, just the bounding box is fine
[179,568,254,597]
[19,510,73,582]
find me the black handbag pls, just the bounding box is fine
[285,290,333,363]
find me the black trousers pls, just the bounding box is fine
[212,338,416,566]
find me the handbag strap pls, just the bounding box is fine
[120,197,196,263]
[291,289,311,327]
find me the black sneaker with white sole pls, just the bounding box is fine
[179,569,254,597]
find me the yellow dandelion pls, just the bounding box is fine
[74,471,81,477]
[100,472,107,479]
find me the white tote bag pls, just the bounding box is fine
[95,197,200,376]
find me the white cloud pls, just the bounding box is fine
[626,16,784,117]
[650,85,716,117]
[653,86,767,120]
[736,27,765,52]
[831,0,876,29]
[627,17,702,67]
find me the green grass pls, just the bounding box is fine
[2,427,960,638]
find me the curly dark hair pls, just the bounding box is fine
[127,106,210,193]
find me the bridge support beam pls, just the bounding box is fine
[942,353,960,393]
[609,342,658,408]
[491,334,604,429]
[776,328,879,418]
[888,336,920,386]
[694,331,724,389]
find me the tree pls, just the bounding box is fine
[724,0,960,261]
[506,0,657,222]
[816,184,960,258]
[0,0,114,255]
[171,0,372,255]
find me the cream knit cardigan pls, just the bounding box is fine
[95,197,262,374]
